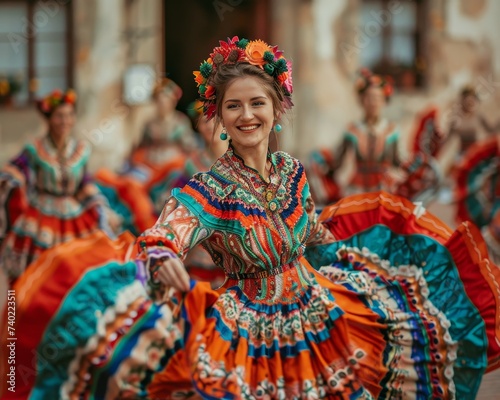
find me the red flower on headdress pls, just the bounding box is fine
[204,85,215,99]
[210,36,245,64]
[271,45,284,60]
[40,99,50,112]
[205,103,217,120]
[52,89,62,100]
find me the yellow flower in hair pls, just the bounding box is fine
[245,40,272,67]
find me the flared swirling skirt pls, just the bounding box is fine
[306,191,500,399]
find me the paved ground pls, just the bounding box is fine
[477,370,500,399]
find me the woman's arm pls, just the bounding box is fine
[137,193,214,298]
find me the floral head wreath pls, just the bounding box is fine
[37,89,77,117]
[152,78,183,101]
[355,68,393,99]
[193,36,293,119]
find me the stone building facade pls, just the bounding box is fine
[0,0,499,172]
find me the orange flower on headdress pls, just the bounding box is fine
[64,89,77,103]
[193,71,205,87]
[245,40,271,67]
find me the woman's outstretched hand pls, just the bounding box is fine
[154,256,190,293]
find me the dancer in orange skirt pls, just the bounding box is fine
[0,89,119,282]
[138,38,499,399]
[2,38,499,400]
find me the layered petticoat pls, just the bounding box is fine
[2,192,499,399]
[0,188,103,280]
[308,193,500,388]
[94,169,157,235]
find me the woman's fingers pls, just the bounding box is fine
[157,258,190,292]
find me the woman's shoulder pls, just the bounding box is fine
[19,136,47,158]
[273,151,305,175]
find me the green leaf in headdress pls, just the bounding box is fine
[264,64,275,76]
[263,51,275,63]
[276,58,288,73]
[200,61,213,78]
[236,38,249,49]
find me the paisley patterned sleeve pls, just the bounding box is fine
[137,188,214,298]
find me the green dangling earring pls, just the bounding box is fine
[220,128,228,140]
[274,124,282,133]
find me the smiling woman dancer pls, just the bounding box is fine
[137,37,500,399]
[3,37,499,400]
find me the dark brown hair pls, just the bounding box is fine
[460,85,479,100]
[208,63,286,130]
